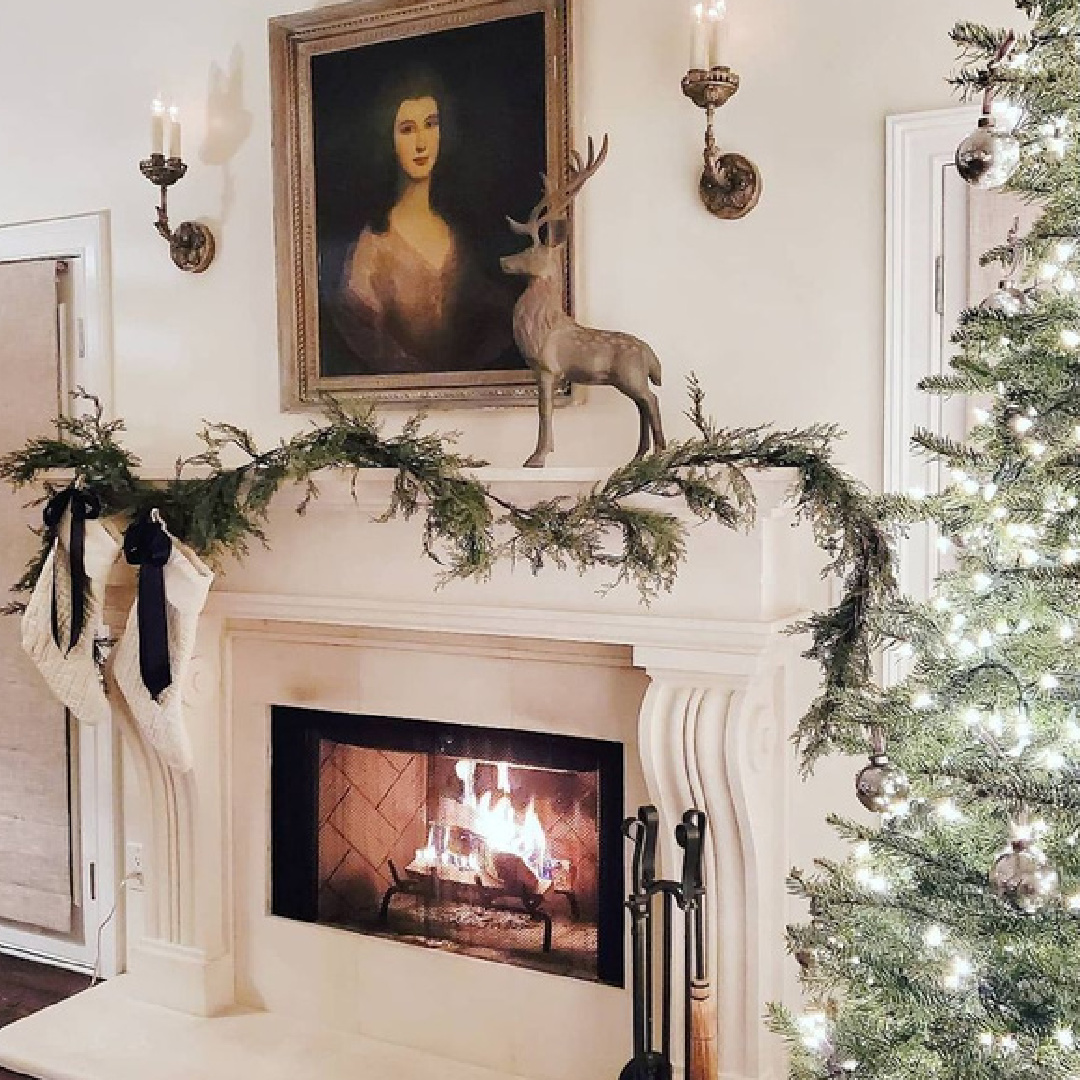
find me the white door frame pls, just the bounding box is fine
[885,107,978,599]
[0,212,119,975]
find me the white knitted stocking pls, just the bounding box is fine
[21,516,121,727]
[112,533,213,772]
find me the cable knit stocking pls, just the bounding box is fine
[21,514,121,727]
[112,525,213,773]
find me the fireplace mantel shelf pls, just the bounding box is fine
[114,463,801,516]
[98,465,814,634]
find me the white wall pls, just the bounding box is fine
[0,0,1018,483]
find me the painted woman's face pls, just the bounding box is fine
[393,97,441,182]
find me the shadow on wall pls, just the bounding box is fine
[199,44,254,241]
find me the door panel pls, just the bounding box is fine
[0,260,73,935]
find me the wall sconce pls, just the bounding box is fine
[681,3,761,219]
[138,100,216,273]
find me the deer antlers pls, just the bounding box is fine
[508,134,610,246]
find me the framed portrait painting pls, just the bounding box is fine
[270,0,573,410]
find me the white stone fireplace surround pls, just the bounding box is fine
[0,470,821,1080]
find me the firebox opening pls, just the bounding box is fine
[271,706,624,986]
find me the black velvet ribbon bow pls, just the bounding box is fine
[123,513,173,700]
[43,486,101,654]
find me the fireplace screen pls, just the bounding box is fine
[271,707,624,985]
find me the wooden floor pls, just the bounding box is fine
[0,953,90,1079]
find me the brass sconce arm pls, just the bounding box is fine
[138,153,216,274]
[681,67,761,219]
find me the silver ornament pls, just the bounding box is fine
[956,117,1021,190]
[980,281,1032,316]
[855,754,910,813]
[990,839,1060,913]
[980,218,1034,315]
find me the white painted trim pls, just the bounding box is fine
[201,590,799,661]
[0,212,114,417]
[0,940,94,976]
[885,107,977,597]
[82,707,122,978]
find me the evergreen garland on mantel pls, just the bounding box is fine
[0,379,894,738]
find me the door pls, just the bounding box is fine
[0,260,73,940]
[0,255,116,973]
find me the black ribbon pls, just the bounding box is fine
[43,486,101,654]
[123,513,173,700]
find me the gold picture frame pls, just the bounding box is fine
[270,0,573,410]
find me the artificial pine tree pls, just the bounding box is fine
[773,3,1080,1078]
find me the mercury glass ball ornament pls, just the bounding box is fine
[980,281,1032,316]
[855,754,911,813]
[956,116,1022,190]
[990,839,1060,913]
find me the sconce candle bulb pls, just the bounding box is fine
[691,2,728,71]
[167,106,182,160]
[151,99,166,157]
[708,1,728,69]
[691,4,710,71]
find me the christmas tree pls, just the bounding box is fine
[773,2,1080,1078]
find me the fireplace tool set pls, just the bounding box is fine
[620,806,717,1080]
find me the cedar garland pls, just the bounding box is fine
[0,380,896,744]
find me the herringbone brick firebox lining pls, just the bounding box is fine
[315,740,601,974]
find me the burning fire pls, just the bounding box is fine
[414,759,552,885]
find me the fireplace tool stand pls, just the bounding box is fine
[619,806,713,1080]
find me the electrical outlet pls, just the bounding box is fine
[125,842,145,889]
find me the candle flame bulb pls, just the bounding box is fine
[167,105,182,160]
[708,0,728,68]
[151,99,166,157]
[691,2,710,70]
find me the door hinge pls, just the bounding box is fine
[934,254,946,316]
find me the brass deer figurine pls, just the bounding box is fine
[501,136,666,469]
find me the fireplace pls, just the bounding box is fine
[270,706,625,986]
[0,473,811,1080]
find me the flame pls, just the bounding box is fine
[455,759,477,808]
[414,761,551,884]
[472,778,549,881]
[520,800,548,876]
